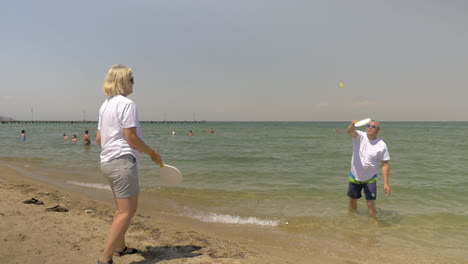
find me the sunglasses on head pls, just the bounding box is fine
[367,125,379,128]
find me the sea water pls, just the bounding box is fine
[1,121,467,263]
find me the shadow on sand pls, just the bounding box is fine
[130,245,203,264]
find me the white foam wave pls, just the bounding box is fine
[67,181,111,191]
[189,211,280,227]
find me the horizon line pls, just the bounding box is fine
[2,120,468,123]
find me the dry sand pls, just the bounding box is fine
[0,164,337,264]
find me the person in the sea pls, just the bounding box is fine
[346,120,390,224]
[20,130,26,141]
[72,135,77,142]
[96,64,162,264]
[63,133,69,140]
[83,130,91,145]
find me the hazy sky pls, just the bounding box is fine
[2,0,468,121]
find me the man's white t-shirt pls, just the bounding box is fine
[350,130,390,181]
[98,95,143,163]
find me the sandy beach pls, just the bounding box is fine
[0,163,337,264]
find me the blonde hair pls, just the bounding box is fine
[103,64,133,96]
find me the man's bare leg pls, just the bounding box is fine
[349,198,358,214]
[366,200,379,225]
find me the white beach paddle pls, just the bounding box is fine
[160,164,184,185]
[354,118,372,127]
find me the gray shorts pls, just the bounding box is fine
[100,154,139,198]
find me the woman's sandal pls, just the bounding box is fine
[23,198,44,205]
[45,205,69,212]
[97,260,113,264]
[114,246,138,256]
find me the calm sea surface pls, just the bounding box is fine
[1,121,467,263]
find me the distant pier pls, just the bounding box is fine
[1,120,207,124]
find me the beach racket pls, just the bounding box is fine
[160,164,184,185]
[354,118,372,127]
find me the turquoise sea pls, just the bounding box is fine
[1,121,467,263]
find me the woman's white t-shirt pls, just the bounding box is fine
[98,95,142,163]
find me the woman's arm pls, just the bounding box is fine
[124,127,162,165]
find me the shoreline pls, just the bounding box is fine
[0,161,337,264]
[1,160,465,263]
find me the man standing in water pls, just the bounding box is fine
[346,120,390,223]
[83,130,91,145]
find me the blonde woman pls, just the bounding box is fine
[96,64,162,264]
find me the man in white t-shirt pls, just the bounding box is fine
[346,120,390,223]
